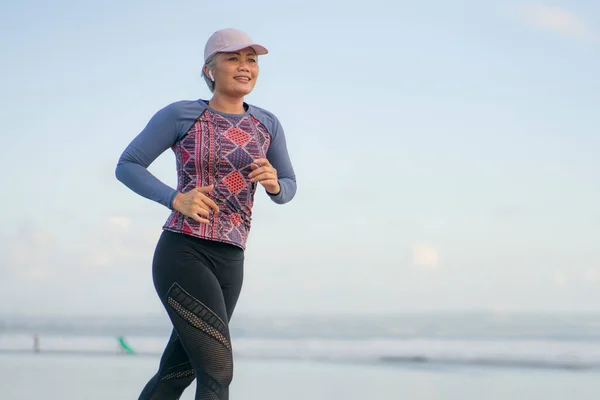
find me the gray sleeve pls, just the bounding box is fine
[265,116,297,204]
[115,104,181,209]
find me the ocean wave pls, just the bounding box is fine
[1,334,599,370]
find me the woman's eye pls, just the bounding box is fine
[229,57,238,61]
[248,59,257,63]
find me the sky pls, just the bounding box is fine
[0,0,599,318]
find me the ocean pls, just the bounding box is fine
[1,312,600,399]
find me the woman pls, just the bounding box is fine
[115,28,297,400]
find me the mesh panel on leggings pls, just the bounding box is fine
[161,367,194,382]
[196,386,221,400]
[144,361,195,400]
[166,283,233,399]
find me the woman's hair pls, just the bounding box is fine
[202,54,218,93]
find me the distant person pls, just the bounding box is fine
[33,334,40,353]
[115,28,297,400]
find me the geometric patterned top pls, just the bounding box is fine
[115,99,297,250]
[163,109,271,249]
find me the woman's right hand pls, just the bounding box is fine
[172,185,220,224]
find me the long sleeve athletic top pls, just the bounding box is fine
[115,99,297,250]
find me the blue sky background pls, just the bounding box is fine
[0,0,598,317]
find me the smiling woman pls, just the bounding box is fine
[202,45,264,101]
[114,28,297,400]
[203,47,261,112]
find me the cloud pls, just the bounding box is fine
[0,216,158,283]
[518,5,592,39]
[553,271,569,287]
[582,269,600,284]
[80,216,158,269]
[108,216,132,230]
[1,228,56,281]
[412,244,439,268]
[0,218,164,316]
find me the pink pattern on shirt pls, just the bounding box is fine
[163,109,271,249]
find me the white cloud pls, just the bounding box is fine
[108,216,132,230]
[518,5,592,39]
[80,217,158,269]
[0,218,163,316]
[0,216,156,283]
[5,229,56,281]
[553,271,569,287]
[412,244,439,268]
[582,269,600,284]
[21,267,49,280]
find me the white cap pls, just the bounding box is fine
[204,28,268,63]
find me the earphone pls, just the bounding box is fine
[208,70,214,81]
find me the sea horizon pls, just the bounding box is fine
[3,311,600,372]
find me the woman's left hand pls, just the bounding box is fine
[248,158,280,195]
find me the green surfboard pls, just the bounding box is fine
[117,336,136,355]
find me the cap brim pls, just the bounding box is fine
[221,43,269,56]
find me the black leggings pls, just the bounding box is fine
[139,230,244,400]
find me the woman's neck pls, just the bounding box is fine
[208,93,246,115]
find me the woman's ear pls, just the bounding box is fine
[203,65,214,81]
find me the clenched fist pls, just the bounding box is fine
[248,158,280,195]
[172,185,220,224]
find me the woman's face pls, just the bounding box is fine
[209,47,259,97]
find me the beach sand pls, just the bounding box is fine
[1,352,599,399]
